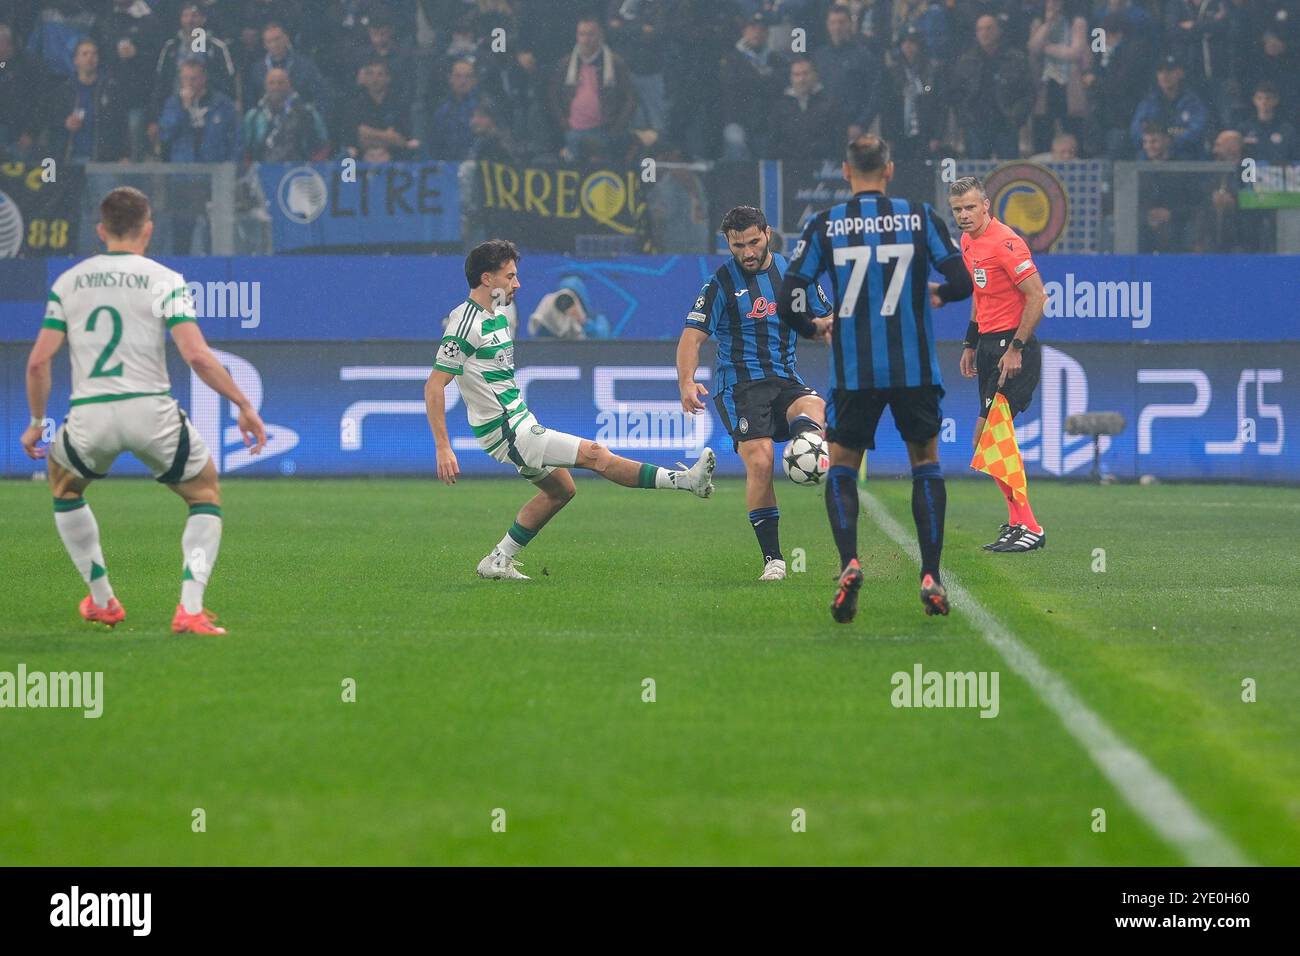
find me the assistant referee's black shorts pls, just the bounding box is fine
[825,385,944,451]
[976,332,1041,418]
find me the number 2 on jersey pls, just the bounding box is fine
[87,306,124,378]
[832,243,914,318]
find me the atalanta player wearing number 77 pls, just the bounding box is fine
[676,206,834,581]
[942,176,1048,553]
[777,136,973,622]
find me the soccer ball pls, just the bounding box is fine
[783,432,829,485]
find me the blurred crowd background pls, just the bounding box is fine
[0,0,1295,254]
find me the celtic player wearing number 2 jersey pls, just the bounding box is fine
[425,240,717,581]
[20,187,267,634]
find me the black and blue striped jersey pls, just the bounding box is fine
[784,190,961,391]
[685,252,832,391]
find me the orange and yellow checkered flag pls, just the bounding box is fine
[971,392,1028,503]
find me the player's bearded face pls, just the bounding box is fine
[729,227,770,273]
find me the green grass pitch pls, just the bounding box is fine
[1,476,1297,865]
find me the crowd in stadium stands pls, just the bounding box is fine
[0,1,1294,248]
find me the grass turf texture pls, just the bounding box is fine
[1,477,1297,866]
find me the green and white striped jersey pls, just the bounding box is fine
[43,253,196,407]
[435,297,528,448]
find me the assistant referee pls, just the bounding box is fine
[940,176,1048,553]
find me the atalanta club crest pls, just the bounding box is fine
[982,162,1068,253]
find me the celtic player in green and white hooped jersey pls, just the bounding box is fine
[425,239,718,581]
[21,187,267,635]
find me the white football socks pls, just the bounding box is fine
[181,505,223,614]
[54,499,114,606]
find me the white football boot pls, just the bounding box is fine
[759,558,787,581]
[676,446,716,498]
[476,548,530,580]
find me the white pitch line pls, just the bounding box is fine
[858,490,1251,867]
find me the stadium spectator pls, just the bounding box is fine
[1241,81,1298,164]
[645,140,711,253]
[718,14,787,160]
[466,97,525,164]
[950,14,1033,159]
[548,16,636,161]
[1129,54,1209,159]
[813,4,882,139]
[880,24,946,199]
[339,59,418,159]
[1189,128,1266,253]
[1136,121,1196,253]
[0,23,40,159]
[43,38,130,162]
[1164,0,1230,91]
[1091,0,1155,46]
[1028,130,1080,163]
[1081,12,1152,158]
[1027,0,1090,156]
[159,58,240,162]
[232,0,302,47]
[246,22,332,118]
[241,66,329,162]
[769,57,838,161]
[1248,21,1300,116]
[346,10,415,111]
[96,0,163,160]
[151,3,241,133]
[429,58,480,161]
[605,0,669,132]
[23,1,96,81]
[890,0,951,63]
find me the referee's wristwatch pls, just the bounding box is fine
[1010,337,1026,351]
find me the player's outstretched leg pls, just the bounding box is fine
[478,470,576,580]
[165,460,226,635]
[48,461,125,627]
[909,453,950,617]
[575,440,715,498]
[824,457,863,623]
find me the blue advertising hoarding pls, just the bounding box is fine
[3,341,1296,482]
[3,254,1296,343]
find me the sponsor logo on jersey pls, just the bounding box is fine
[746,296,777,319]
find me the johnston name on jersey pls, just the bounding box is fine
[43,253,197,407]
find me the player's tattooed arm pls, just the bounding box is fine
[424,369,459,485]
